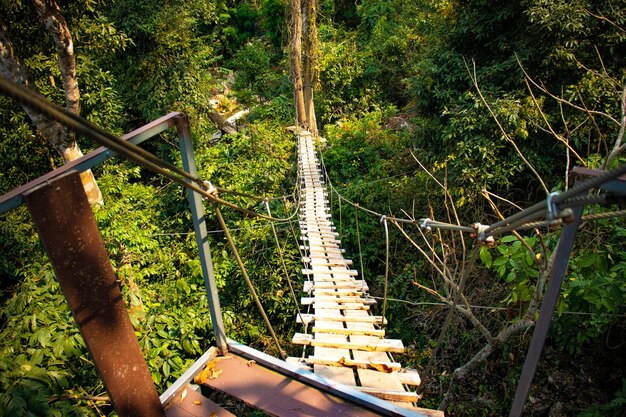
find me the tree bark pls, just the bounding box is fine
[290,0,308,129]
[1,4,103,206]
[207,106,238,135]
[302,0,318,135]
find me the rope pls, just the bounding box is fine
[265,201,307,333]
[369,296,626,317]
[213,204,286,359]
[0,77,298,223]
[355,205,366,282]
[516,208,626,231]
[381,215,390,326]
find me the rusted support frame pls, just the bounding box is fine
[24,171,165,417]
[509,205,583,417]
[175,114,227,354]
[0,112,182,213]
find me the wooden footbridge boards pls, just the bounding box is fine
[290,131,442,416]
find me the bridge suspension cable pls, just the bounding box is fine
[0,77,299,223]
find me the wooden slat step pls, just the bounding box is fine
[301,236,340,243]
[292,333,404,353]
[305,261,353,268]
[300,245,346,253]
[313,289,363,296]
[312,327,385,337]
[287,356,402,372]
[397,369,422,386]
[301,296,375,305]
[303,281,366,291]
[311,302,370,310]
[355,387,419,403]
[302,269,358,276]
[296,313,386,325]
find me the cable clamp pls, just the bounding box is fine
[545,192,560,221]
[202,181,218,198]
[419,218,432,232]
[472,223,495,247]
[545,191,574,223]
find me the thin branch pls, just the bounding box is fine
[516,54,621,126]
[524,78,587,166]
[465,58,549,194]
[604,85,626,168]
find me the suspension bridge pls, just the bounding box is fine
[0,76,625,417]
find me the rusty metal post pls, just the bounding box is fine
[509,205,583,417]
[175,114,228,354]
[24,171,165,417]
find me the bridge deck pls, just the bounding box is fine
[291,131,439,415]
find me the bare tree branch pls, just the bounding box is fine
[465,58,549,194]
[604,85,626,168]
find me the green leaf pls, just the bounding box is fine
[500,235,518,243]
[479,247,492,268]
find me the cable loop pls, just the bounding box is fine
[202,181,218,198]
[472,223,495,247]
[546,192,560,221]
[419,218,433,232]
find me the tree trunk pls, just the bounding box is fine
[207,106,238,135]
[1,4,103,206]
[302,0,319,135]
[290,0,308,129]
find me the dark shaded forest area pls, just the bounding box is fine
[1,0,625,416]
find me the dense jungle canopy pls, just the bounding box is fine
[0,0,625,416]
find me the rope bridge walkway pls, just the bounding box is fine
[288,131,440,415]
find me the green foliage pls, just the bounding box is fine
[230,39,290,104]
[554,214,626,353]
[0,268,101,417]
[481,235,540,307]
[317,25,380,123]
[578,379,626,417]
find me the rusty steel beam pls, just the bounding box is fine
[25,171,165,417]
[509,206,583,417]
[0,111,182,213]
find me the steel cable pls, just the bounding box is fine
[0,77,299,222]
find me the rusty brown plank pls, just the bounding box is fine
[24,171,164,417]
[202,354,381,417]
[165,387,235,417]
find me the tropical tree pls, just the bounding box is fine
[0,0,102,205]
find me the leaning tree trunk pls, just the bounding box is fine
[290,0,307,129]
[0,3,103,206]
[302,0,319,135]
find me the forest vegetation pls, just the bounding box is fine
[0,0,625,416]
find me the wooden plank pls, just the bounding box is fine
[302,269,358,276]
[397,369,422,386]
[300,245,345,253]
[312,327,385,337]
[355,387,420,403]
[303,281,366,291]
[302,296,374,305]
[296,313,386,325]
[310,302,370,310]
[313,311,358,386]
[293,356,402,372]
[313,289,364,296]
[292,333,404,353]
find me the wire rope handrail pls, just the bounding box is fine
[0,77,300,222]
